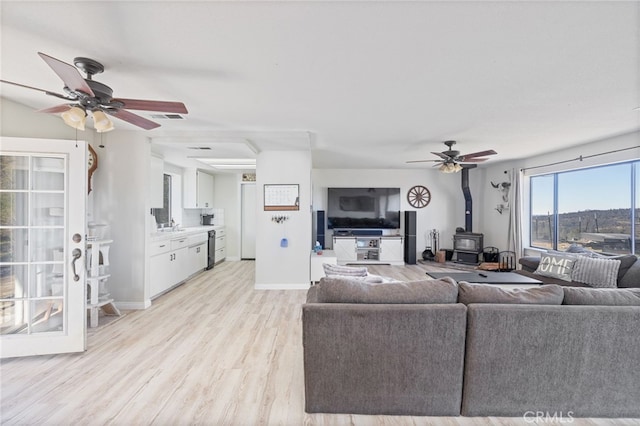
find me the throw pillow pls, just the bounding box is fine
[457,282,564,305]
[315,276,458,304]
[563,287,640,306]
[534,253,576,281]
[322,263,368,277]
[608,254,637,283]
[571,256,621,288]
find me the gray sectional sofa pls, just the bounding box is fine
[302,277,640,418]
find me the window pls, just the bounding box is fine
[152,174,172,227]
[529,161,639,255]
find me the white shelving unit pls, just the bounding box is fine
[86,239,121,328]
[333,236,404,265]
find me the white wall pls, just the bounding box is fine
[312,169,465,254]
[1,98,96,144]
[480,131,640,252]
[92,131,151,308]
[255,150,312,289]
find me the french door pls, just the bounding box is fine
[1,137,86,358]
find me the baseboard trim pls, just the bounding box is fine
[254,283,311,290]
[115,300,151,310]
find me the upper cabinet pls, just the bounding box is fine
[183,168,215,208]
[149,155,164,208]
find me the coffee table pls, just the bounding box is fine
[426,271,542,289]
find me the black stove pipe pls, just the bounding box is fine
[461,167,472,232]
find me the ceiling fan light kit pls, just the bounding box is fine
[92,110,114,133]
[2,52,188,132]
[61,106,86,130]
[407,140,498,173]
[439,162,463,173]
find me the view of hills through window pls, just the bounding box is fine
[530,161,639,255]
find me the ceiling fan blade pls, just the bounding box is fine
[406,159,439,163]
[112,98,188,114]
[460,149,497,160]
[458,158,489,163]
[37,104,72,114]
[0,79,70,99]
[430,151,452,160]
[38,52,95,96]
[107,109,160,130]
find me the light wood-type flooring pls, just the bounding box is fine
[1,261,638,425]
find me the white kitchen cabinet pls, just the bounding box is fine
[197,171,214,208]
[183,168,215,208]
[149,155,164,208]
[379,237,404,265]
[333,237,357,264]
[188,242,207,275]
[149,245,172,298]
[214,227,226,264]
[149,233,207,299]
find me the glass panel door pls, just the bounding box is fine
[1,137,86,358]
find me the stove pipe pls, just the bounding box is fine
[461,168,472,232]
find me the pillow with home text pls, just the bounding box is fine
[534,253,575,282]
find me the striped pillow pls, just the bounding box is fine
[322,263,368,277]
[571,256,621,288]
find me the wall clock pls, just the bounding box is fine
[88,144,98,194]
[407,185,431,208]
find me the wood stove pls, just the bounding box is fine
[454,232,483,264]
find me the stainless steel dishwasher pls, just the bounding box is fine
[206,230,216,270]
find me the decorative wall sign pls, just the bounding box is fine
[407,185,431,208]
[264,184,300,211]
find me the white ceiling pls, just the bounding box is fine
[1,1,639,169]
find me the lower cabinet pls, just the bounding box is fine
[379,237,404,265]
[149,233,208,299]
[149,247,187,298]
[214,227,226,264]
[333,237,357,263]
[188,242,207,275]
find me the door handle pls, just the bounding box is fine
[71,248,82,282]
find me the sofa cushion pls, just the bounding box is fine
[571,256,621,288]
[315,276,458,304]
[610,254,638,283]
[322,263,368,277]
[515,270,591,287]
[533,253,576,281]
[457,282,564,305]
[619,257,640,288]
[563,287,640,306]
[518,256,540,273]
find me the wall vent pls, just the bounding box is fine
[187,146,212,150]
[150,113,185,120]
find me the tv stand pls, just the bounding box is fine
[333,235,404,266]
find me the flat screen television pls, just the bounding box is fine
[327,187,401,229]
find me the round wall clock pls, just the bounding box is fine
[88,144,98,194]
[407,185,431,208]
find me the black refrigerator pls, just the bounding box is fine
[404,211,416,264]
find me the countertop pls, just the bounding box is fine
[149,225,224,242]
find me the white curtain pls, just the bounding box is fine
[507,168,524,264]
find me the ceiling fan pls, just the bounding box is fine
[0,52,188,131]
[407,140,497,173]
